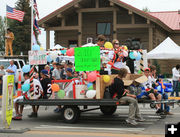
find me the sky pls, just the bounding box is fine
[1,0,180,49]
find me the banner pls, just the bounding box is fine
[29,51,47,65]
[75,46,100,71]
[2,75,14,128]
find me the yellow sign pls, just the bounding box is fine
[6,75,14,127]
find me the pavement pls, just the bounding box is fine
[0,98,180,137]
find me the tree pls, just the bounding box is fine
[8,0,31,55]
[142,7,150,12]
[0,16,5,53]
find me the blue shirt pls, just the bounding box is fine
[7,64,17,76]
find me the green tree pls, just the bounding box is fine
[142,7,150,12]
[0,16,5,53]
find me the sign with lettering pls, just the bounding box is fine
[2,75,14,128]
[29,51,47,65]
[75,46,100,71]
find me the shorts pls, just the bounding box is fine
[146,89,160,97]
[13,96,24,103]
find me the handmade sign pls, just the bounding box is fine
[75,46,100,71]
[29,51,47,65]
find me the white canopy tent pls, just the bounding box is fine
[51,44,65,50]
[147,37,180,59]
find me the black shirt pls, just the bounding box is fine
[40,78,52,99]
[109,77,125,99]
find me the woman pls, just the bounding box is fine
[109,68,144,125]
[112,39,120,51]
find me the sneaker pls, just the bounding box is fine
[135,117,145,122]
[28,112,38,118]
[54,108,62,113]
[156,109,163,114]
[126,119,138,126]
[165,112,174,115]
[12,115,22,120]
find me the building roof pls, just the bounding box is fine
[39,0,179,32]
[148,11,180,30]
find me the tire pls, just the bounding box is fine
[150,103,156,109]
[100,106,117,115]
[62,106,80,123]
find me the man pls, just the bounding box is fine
[171,64,180,97]
[109,68,144,125]
[5,28,14,56]
[96,35,106,47]
[52,63,62,80]
[6,60,17,95]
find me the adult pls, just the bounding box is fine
[112,39,120,51]
[96,35,106,47]
[170,64,180,97]
[6,60,17,95]
[0,65,5,95]
[109,68,144,125]
[5,28,14,56]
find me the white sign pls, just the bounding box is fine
[29,51,47,65]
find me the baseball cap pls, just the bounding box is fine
[66,68,73,73]
[41,69,49,76]
[144,68,150,72]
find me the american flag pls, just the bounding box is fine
[6,5,25,22]
[33,0,39,19]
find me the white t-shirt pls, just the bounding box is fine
[172,67,180,81]
[23,79,43,99]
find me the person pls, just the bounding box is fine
[156,78,173,115]
[66,68,73,79]
[138,68,162,114]
[5,28,14,56]
[0,65,5,95]
[13,73,43,120]
[40,69,52,99]
[96,35,106,47]
[112,39,120,51]
[44,65,51,78]
[6,60,17,95]
[52,63,62,80]
[109,68,144,125]
[170,64,180,97]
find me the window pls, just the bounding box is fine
[97,23,111,35]
[19,61,24,68]
[14,61,19,69]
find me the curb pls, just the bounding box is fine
[0,128,30,133]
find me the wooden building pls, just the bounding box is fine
[39,0,180,74]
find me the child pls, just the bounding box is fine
[0,65,5,95]
[40,69,52,99]
[109,68,144,125]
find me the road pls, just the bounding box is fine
[0,100,180,137]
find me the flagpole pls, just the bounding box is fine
[5,7,8,56]
[31,0,34,50]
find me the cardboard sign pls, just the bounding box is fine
[75,46,100,71]
[29,51,47,65]
[2,75,14,128]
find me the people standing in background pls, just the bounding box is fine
[44,65,51,78]
[171,64,180,97]
[0,65,5,95]
[96,35,106,47]
[5,28,14,56]
[6,60,17,95]
[52,63,62,80]
[112,39,120,51]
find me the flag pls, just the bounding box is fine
[6,5,25,22]
[34,18,41,33]
[33,0,39,19]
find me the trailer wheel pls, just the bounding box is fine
[100,106,117,115]
[62,106,80,123]
[150,102,156,109]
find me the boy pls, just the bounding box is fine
[109,68,144,125]
[40,69,52,99]
[13,73,43,120]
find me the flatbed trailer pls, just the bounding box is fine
[17,98,177,123]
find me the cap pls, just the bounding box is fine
[41,69,49,76]
[144,68,150,72]
[66,68,73,73]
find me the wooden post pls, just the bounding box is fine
[131,13,135,24]
[113,9,117,39]
[96,0,99,8]
[46,30,50,50]
[78,12,82,46]
[61,17,65,27]
[149,27,153,51]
